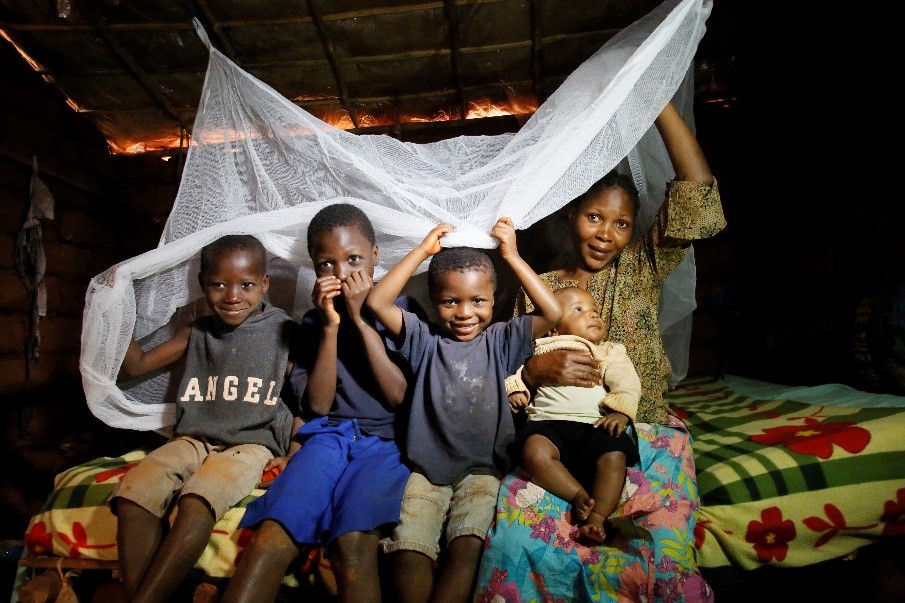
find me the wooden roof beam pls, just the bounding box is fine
[306,0,359,129]
[94,21,191,133]
[529,0,541,101]
[191,0,242,65]
[442,0,468,121]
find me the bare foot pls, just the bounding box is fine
[571,490,595,522]
[579,511,607,543]
[192,582,220,603]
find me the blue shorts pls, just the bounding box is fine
[239,417,410,546]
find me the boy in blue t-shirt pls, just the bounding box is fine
[367,218,562,602]
[223,203,419,603]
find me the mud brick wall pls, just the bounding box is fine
[0,42,170,541]
[0,44,178,397]
[0,57,119,395]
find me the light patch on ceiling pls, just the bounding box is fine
[466,97,537,120]
[112,139,174,155]
[96,97,539,154]
[0,28,83,114]
[3,25,540,155]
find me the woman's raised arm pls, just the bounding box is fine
[655,100,713,185]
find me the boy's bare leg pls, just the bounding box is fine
[432,535,483,603]
[220,519,301,603]
[522,435,594,521]
[332,530,382,603]
[580,452,627,543]
[115,499,165,599]
[392,550,434,603]
[131,494,216,603]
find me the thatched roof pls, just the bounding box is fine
[0,0,739,154]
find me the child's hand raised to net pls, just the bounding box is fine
[418,223,453,257]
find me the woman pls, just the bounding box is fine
[474,100,725,602]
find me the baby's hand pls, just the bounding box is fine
[419,223,453,256]
[595,411,629,436]
[508,391,530,413]
[312,276,342,326]
[342,270,373,321]
[491,217,518,259]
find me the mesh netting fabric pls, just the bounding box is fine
[81,0,713,432]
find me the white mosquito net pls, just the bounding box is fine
[80,0,713,432]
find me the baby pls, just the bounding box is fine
[508,286,641,541]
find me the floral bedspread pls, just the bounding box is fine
[669,377,905,570]
[17,379,905,600]
[474,377,905,601]
[475,417,712,602]
[19,448,265,578]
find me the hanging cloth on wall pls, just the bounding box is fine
[16,155,55,380]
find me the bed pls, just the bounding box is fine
[13,376,905,600]
[12,450,326,601]
[475,376,905,601]
[671,376,905,570]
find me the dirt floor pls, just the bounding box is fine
[700,540,905,603]
[6,540,905,602]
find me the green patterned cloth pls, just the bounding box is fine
[669,378,905,569]
[20,448,264,577]
[18,376,905,599]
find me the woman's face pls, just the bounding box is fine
[569,187,635,273]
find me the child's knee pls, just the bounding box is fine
[114,497,163,524]
[177,493,217,523]
[446,534,484,563]
[522,440,551,467]
[247,521,301,559]
[331,531,380,570]
[523,434,559,462]
[597,450,626,471]
[393,549,434,574]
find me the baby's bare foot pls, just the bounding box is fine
[579,511,607,543]
[571,490,594,522]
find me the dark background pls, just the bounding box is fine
[689,8,903,390]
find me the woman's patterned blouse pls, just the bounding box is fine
[518,179,725,424]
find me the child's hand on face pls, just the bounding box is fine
[312,276,342,326]
[342,270,373,321]
[508,391,530,413]
[419,223,453,256]
[595,411,629,436]
[491,217,518,259]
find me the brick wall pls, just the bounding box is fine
[0,40,169,539]
[0,40,182,398]
[0,51,121,396]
